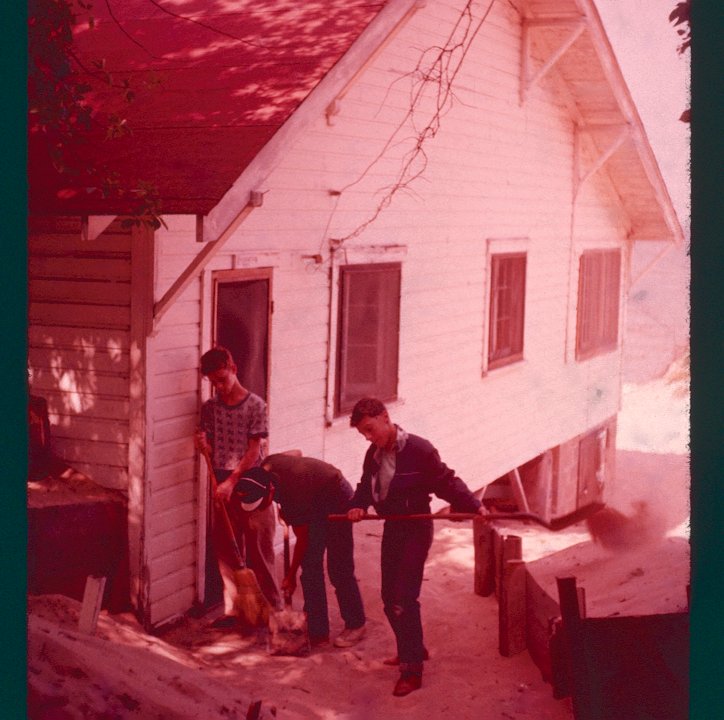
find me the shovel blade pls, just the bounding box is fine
[268,606,310,656]
[548,502,606,531]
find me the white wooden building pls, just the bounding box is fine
[28,0,683,628]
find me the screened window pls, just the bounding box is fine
[488,253,526,369]
[576,249,621,359]
[336,263,401,414]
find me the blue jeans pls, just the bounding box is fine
[300,485,366,638]
[381,518,434,668]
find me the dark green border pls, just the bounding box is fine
[689,0,724,717]
[0,2,28,717]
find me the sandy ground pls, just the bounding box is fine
[27,372,689,719]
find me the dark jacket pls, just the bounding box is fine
[350,433,482,516]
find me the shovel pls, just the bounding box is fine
[328,502,605,531]
[268,523,311,656]
[201,448,271,629]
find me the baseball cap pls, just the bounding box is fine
[235,466,274,511]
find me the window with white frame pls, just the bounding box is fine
[336,263,401,414]
[576,249,621,360]
[488,252,527,369]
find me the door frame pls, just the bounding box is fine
[196,266,274,610]
[211,267,273,403]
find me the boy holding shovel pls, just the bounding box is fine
[234,454,366,648]
[195,346,281,628]
[346,398,487,697]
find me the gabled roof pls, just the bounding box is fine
[28,0,683,245]
[28,0,386,216]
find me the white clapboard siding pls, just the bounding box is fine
[143,219,205,624]
[151,481,196,516]
[148,565,196,605]
[147,522,196,562]
[149,503,197,538]
[149,587,196,627]
[29,302,131,329]
[152,465,197,503]
[28,222,133,490]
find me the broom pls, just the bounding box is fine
[201,447,272,628]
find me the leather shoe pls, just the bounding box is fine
[383,648,429,666]
[309,635,330,648]
[393,672,422,697]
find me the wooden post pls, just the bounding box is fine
[496,533,522,597]
[556,576,592,720]
[78,575,107,635]
[499,558,527,656]
[473,518,495,596]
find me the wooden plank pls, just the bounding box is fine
[28,239,131,257]
[77,575,107,635]
[147,565,196,604]
[66,463,127,489]
[153,347,200,374]
[29,255,132,281]
[28,325,131,350]
[151,438,194,470]
[29,302,131,329]
[30,372,131,400]
[49,416,128,444]
[151,369,199,399]
[28,345,130,375]
[148,585,195,628]
[152,414,197,445]
[146,545,196,584]
[555,577,591,719]
[148,482,195,515]
[508,468,531,513]
[53,438,128,467]
[153,392,198,421]
[499,559,527,657]
[147,522,196,561]
[152,460,195,493]
[149,502,196,537]
[29,278,131,305]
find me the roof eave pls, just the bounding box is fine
[576,0,685,246]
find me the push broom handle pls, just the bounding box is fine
[201,447,246,568]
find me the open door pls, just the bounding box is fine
[202,268,272,608]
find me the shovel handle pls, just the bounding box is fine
[327,505,604,532]
[328,512,481,522]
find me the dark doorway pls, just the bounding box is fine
[214,274,270,401]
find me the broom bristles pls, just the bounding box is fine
[233,568,272,627]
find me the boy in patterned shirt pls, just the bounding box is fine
[195,346,281,627]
